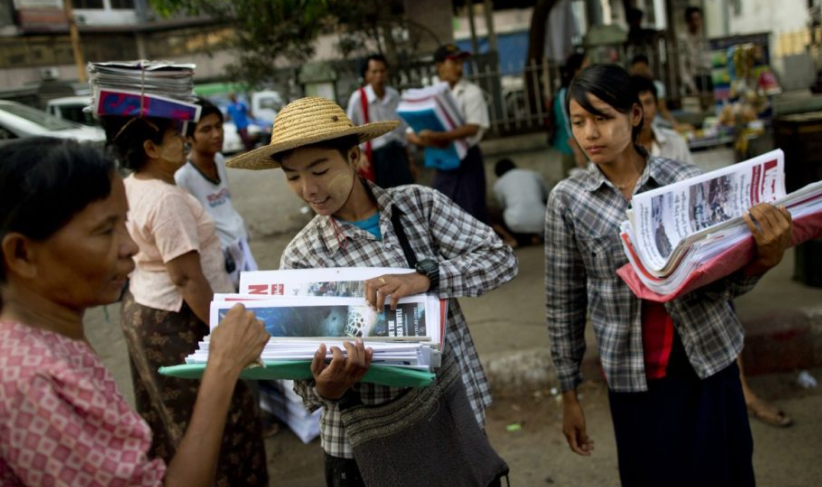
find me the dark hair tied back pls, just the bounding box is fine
[566,64,645,155]
[0,137,115,283]
[102,116,177,172]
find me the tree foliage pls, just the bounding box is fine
[148,0,407,86]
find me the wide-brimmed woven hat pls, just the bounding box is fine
[226,96,399,170]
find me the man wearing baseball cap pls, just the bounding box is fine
[407,44,491,224]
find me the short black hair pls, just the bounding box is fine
[561,52,588,88]
[632,75,658,102]
[361,54,389,79]
[495,158,516,177]
[630,53,650,66]
[566,64,644,149]
[273,134,360,165]
[102,116,178,172]
[685,6,702,21]
[0,138,115,282]
[186,98,224,138]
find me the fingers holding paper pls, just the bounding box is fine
[743,203,793,275]
[364,273,430,311]
[208,304,270,375]
[311,339,373,400]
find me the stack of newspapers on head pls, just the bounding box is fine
[87,60,201,122]
[397,82,467,170]
[183,267,447,373]
[618,149,822,301]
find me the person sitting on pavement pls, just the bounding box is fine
[176,98,258,289]
[346,53,416,187]
[0,137,270,487]
[491,158,549,248]
[407,43,491,223]
[226,96,518,487]
[546,64,793,487]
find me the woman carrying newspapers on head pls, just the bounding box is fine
[544,64,792,487]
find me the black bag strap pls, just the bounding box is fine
[390,205,418,268]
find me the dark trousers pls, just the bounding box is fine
[433,145,489,224]
[608,332,755,487]
[323,454,506,487]
[372,141,414,189]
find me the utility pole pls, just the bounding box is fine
[63,0,86,83]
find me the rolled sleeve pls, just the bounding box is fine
[428,190,518,298]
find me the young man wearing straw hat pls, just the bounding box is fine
[228,96,518,487]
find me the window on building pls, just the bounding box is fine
[110,0,136,9]
[73,0,105,9]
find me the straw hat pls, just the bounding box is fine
[226,96,399,170]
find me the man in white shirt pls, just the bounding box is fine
[407,44,491,223]
[175,99,258,288]
[678,6,712,98]
[491,158,549,248]
[633,75,694,164]
[346,54,415,188]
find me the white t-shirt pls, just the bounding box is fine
[493,168,549,235]
[651,126,693,164]
[451,78,490,148]
[175,153,248,249]
[346,85,407,151]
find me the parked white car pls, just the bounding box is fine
[0,100,106,145]
[45,96,96,126]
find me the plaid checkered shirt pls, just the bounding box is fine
[283,182,518,458]
[545,156,762,393]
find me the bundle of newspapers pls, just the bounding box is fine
[184,267,447,372]
[397,82,467,170]
[618,149,822,300]
[258,379,321,444]
[87,60,201,122]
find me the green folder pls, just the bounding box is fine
[159,361,435,388]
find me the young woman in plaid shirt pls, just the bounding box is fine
[545,64,792,486]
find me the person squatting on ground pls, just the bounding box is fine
[102,115,268,485]
[175,98,259,289]
[491,158,549,249]
[545,64,793,487]
[346,54,416,187]
[0,137,270,487]
[227,96,518,487]
[407,44,491,223]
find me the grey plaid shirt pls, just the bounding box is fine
[545,156,761,393]
[282,182,518,458]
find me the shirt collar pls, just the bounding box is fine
[583,155,665,192]
[651,124,668,145]
[317,180,395,256]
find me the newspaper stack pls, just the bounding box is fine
[183,268,446,371]
[258,380,321,444]
[397,82,467,170]
[87,60,201,122]
[619,149,822,300]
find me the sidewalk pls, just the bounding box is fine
[463,244,822,397]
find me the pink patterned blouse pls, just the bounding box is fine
[0,321,166,486]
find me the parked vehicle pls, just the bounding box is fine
[0,100,106,146]
[45,96,96,126]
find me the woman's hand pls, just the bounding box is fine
[364,273,431,311]
[562,390,594,456]
[312,339,373,400]
[208,304,270,376]
[742,204,793,276]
